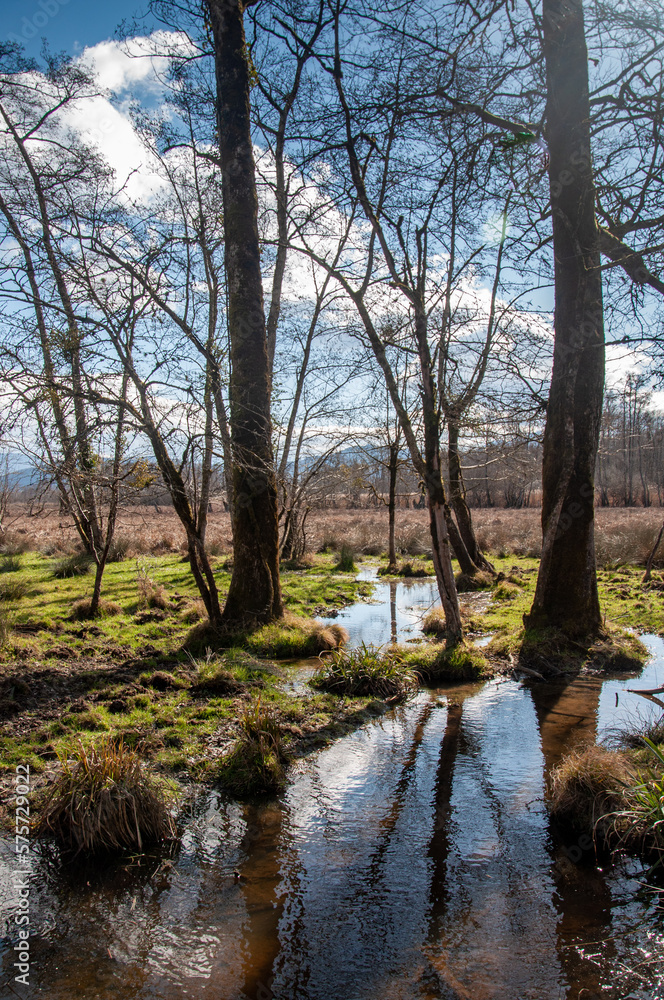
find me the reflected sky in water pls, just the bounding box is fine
[3,619,664,998]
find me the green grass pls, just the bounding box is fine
[0,638,382,825]
[0,550,370,664]
[468,554,664,637]
[486,623,649,676]
[4,545,662,823]
[454,554,658,677]
[215,699,290,796]
[244,614,348,657]
[311,643,418,700]
[399,641,489,684]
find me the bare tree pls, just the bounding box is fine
[204,0,283,626]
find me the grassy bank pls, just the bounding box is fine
[0,550,370,664]
[0,549,375,832]
[2,530,662,844]
[0,643,391,832]
[549,732,664,863]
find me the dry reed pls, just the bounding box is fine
[36,738,176,854]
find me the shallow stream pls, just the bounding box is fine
[2,578,664,999]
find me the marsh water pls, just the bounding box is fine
[2,576,664,1000]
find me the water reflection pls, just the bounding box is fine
[3,649,664,998]
[319,568,489,648]
[319,570,439,646]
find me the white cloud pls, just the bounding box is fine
[61,93,166,202]
[58,33,199,202]
[77,33,194,95]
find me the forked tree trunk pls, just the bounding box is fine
[642,522,664,584]
[426,472,463,646]
[448,420,494,574]
[526,0,604,636]
[207,0,283,627]
[443,503,476,576]
[387,442,398,571]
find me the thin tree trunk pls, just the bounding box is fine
[207,0,283,626]
[642,521,664,583]
[387,442,398,571]
[90,379,129,617]
[448,419,494,574]
[526,0,604,636]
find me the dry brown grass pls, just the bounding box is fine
[549,744,632,836]
[71,598,122,620]
[6,503,664,567]
[136,559,170,610]
[35,738,176,854]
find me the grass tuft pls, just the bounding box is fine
[35,738,176,854]
[52,551,94,579]
[0,606,12,646]
[608,713,664,751]
[0,555,22,573]
[71,598,123,620]
[106,536,131,563]
[311,642,417,700]
[190,647,267,694]
[549,744,630,837]
[550,739,664,861]
[216,699,289,796]
[136,559,170,610]
[0,532,33,556]
[493,580,521,601]
[455,570,493,592]
[334,544,357,573]
[243,613,348,658]
[398,561,431,578]
[0,580,28,601]
[399,641,488,684]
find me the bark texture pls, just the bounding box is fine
[206,0,283,626]
[387,442,398,571]
[447,419,494,574]
[526,0,604,635]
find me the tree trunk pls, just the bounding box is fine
[443,503,476,576]
[447,419,494,574]
[526,0,604,636]
[427,476,463,645]
[206,0,283,627]
[387,443,398,571]
[642,521,664,584]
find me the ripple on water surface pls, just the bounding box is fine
[3,636,664,998]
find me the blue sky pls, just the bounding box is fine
[4,0,154,60]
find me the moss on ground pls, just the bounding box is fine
[486,624,648,678]
[187,612,349,659]
[470,554,664,638]
[399,641,489,683]
[0,551,369,664]
[457,554,657,679]
[0,643,383,830]
[0,550,378,827]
